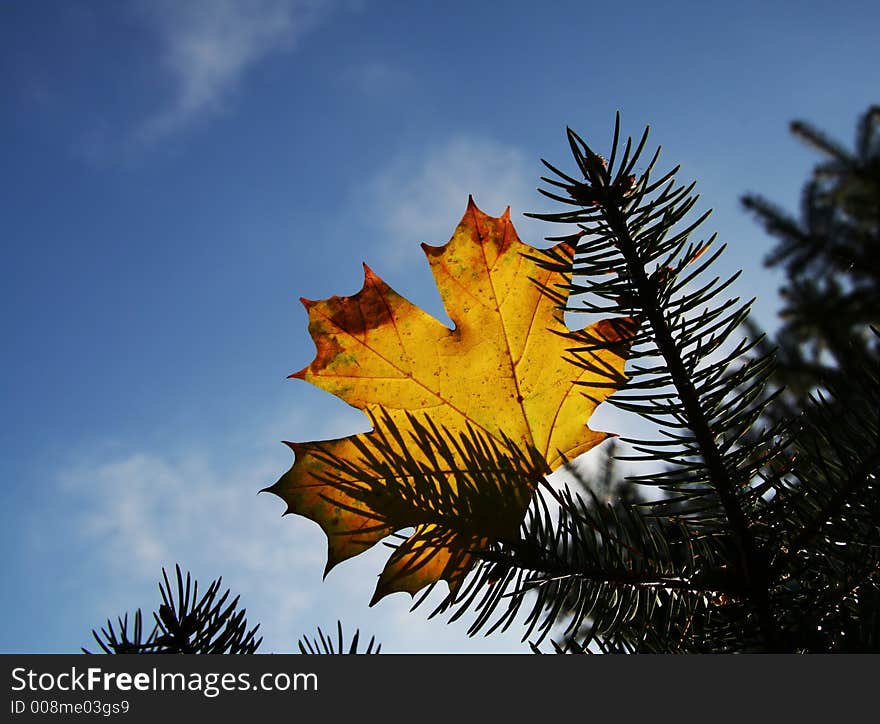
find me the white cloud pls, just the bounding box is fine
[365,136,553,269]
[57,407,529,653]
[60,443,320,646]
[134,0,325,144]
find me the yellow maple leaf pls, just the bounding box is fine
[266,198,637,605]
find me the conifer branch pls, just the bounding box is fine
[600,190,779,649]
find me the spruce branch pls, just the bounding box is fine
[297,621,381,654]
[84,565,262,654]
[525,114,788,650]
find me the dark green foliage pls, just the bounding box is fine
[737,106,880,651]
[472,116,791,650]
[85,565,262,654]
[297,621,381,654]
[741,106,880,428]
[756,359,879,651]
[85,566,383,655]
[507,109,880,652]
[399,110,877,652]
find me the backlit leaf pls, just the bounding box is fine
[265,198,637,604]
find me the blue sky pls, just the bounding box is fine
[1,0,877,653]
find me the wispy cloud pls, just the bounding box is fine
[133,0,326,145]
[54,407,528,652]
[59,439,321,647]
[365,136,552,269]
